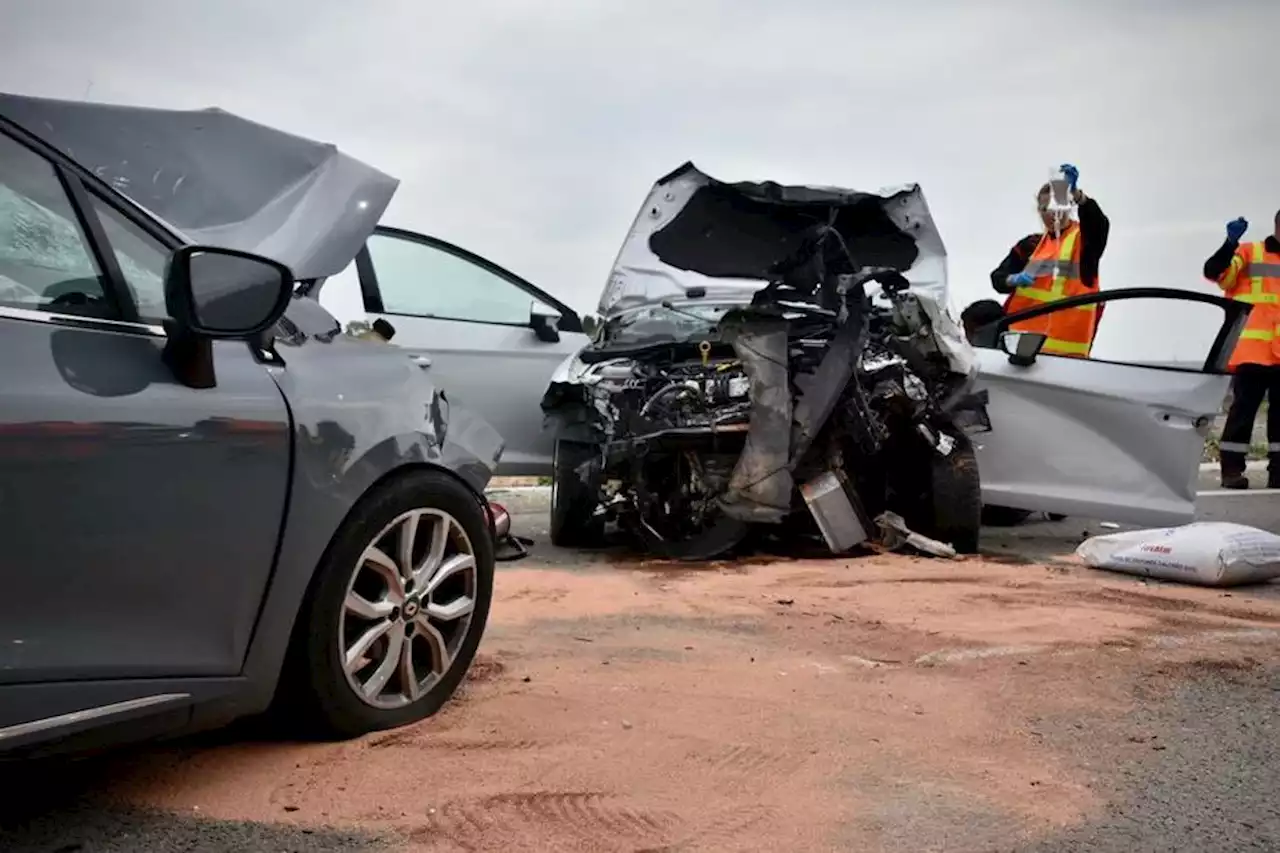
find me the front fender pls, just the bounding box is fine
[233,321,503,712]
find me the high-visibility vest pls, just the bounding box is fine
[1002,223,1099,358]
[1214,241,1280,371]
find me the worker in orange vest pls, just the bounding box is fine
[1202,212,1280,489]
[988,164,1110,357]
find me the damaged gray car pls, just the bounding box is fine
[541,164,990,560]
[0,94,505,756]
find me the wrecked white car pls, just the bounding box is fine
[541,164,991,559]
[541,163,1250,560]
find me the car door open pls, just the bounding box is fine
[972,287,1249,526]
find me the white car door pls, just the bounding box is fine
[972,287,1248,526]
[317,227,590,476]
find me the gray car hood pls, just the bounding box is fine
[598,162,947,320]
[0,93,398,280]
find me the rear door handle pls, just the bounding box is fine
[411,355,432,368]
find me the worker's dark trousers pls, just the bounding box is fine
[1219,364,1280,477]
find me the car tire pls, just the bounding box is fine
[923,436,982,555]
[283,469,494,739]
[550,439,603,547]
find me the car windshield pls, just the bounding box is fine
[602,303,738,347]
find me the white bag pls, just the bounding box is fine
[1075,522,1280,587]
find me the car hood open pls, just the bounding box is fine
[597,162,947,320]
[0,93,398,281]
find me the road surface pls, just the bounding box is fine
[2,492,1279,852]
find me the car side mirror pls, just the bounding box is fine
[999,330,1047,367]
[161,245,294,389]
[531,301,562,343]
[165,245,293,337]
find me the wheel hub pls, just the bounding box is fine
[338,507,479,710]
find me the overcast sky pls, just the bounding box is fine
[2,0,1277,362]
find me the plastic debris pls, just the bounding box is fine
[875,512,959,559]
[1076,522,1280,587]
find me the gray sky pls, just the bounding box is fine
[2,0,1277,362]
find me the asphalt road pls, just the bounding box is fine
[1024,662,1280,853]
[3,490,1279,852]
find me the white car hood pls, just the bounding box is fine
[597,162,947,320]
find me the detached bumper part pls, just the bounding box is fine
[801,470,871,553]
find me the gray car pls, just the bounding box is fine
[0,96,504,756]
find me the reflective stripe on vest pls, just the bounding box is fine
[1236,243,1280,304]
[1042,337,1092,356]
[1012,227,1096,312]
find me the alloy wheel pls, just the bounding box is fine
[338,508,478,709]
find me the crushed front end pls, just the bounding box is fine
[542,163,990,559]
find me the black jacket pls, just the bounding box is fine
[990,196,1110,295]
[1203,234,1280,282]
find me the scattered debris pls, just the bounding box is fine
[488,501,533,562]
[876,512,959,559]
[1077,522,1280,587]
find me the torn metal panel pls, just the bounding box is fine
[717,319,793,523]
[790,310,865,465]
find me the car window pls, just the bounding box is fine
[1009,294,1231,370]
[87,195,170,322]
[0,132,112,318]
[368,233,532,326]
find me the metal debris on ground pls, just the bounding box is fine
[875,512,959,559]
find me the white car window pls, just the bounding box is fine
[0,132,111,317]
[368,233,531,326]
[87,194,169,322]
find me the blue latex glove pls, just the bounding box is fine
[1007,271,1035,288]
[1060,163,1079,190]
[1226,217,1248,242]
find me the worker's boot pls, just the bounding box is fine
[1221,469,1250,490]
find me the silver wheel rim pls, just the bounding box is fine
[339,508,478,710]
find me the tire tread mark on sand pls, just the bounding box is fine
[702,743,803,779]
[656,804,778,852]
[415,791,680,849]
[369,732,545,751]
[972,586,1280,626]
